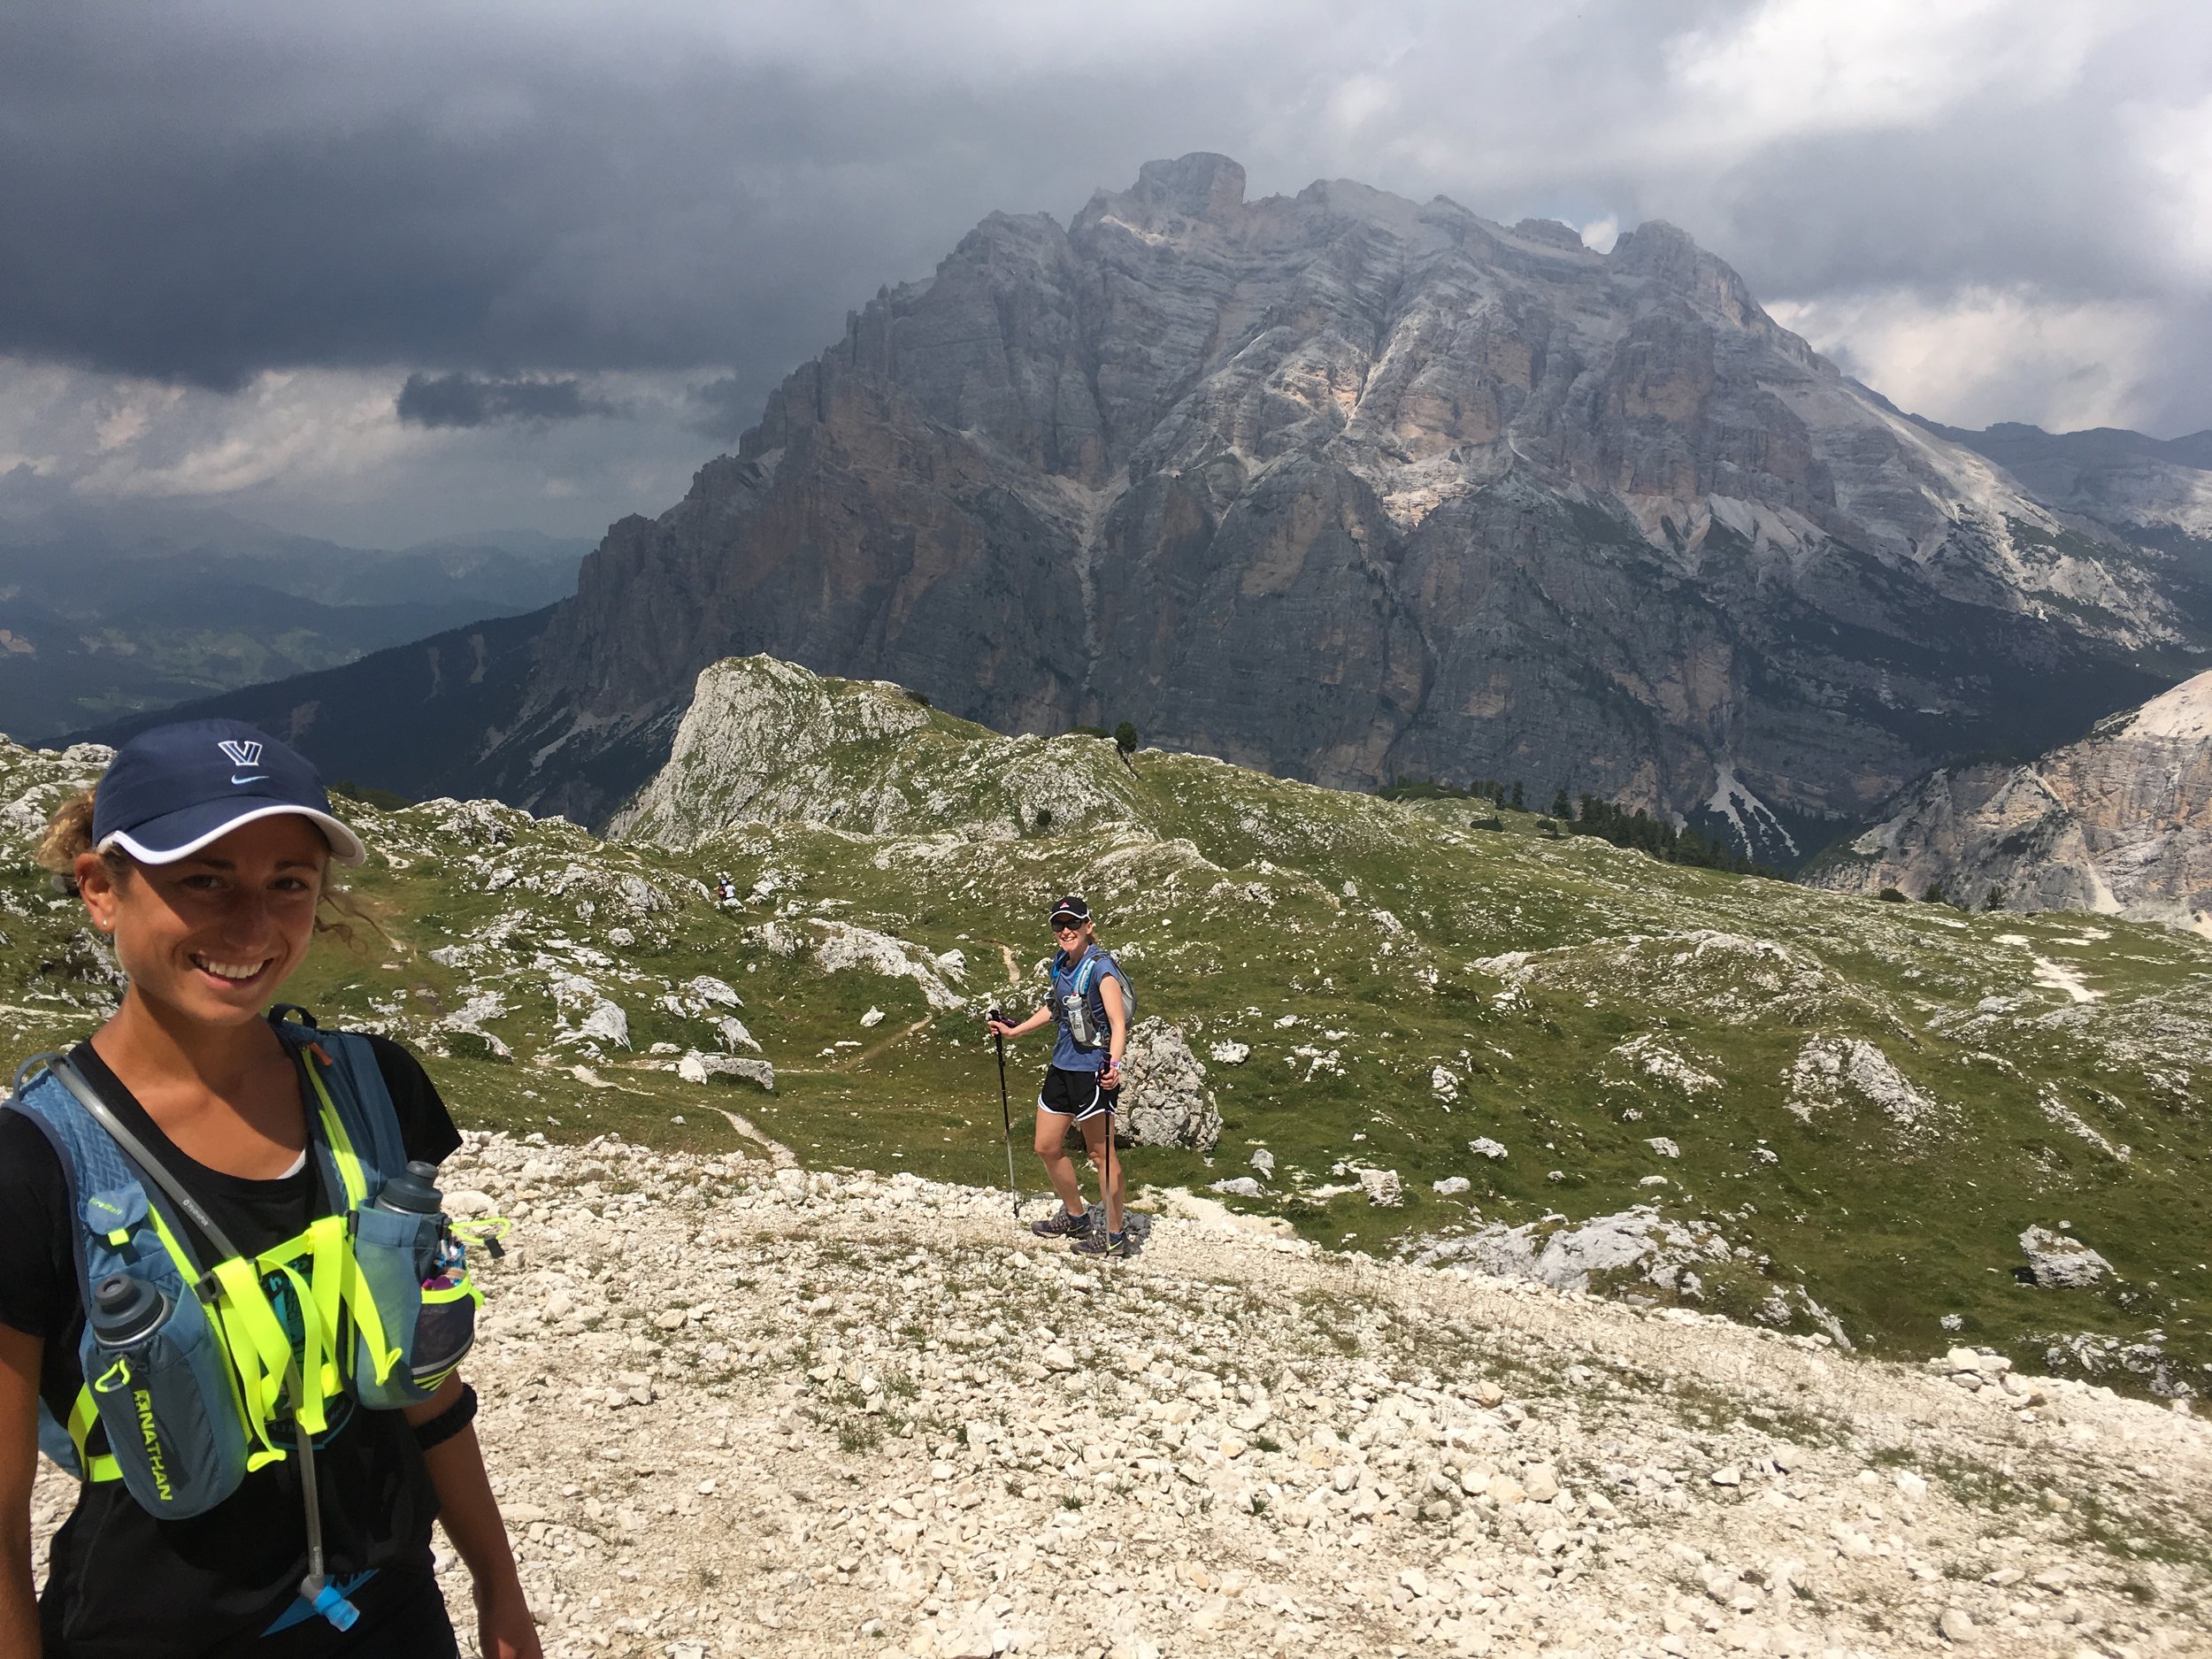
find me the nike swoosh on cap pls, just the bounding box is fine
[231,772,270,785]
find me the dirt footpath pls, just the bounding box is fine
[32,1132,2212,1658]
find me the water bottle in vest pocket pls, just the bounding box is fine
[82,1271,251,1517]
[350,1164,480,1405]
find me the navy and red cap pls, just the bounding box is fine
[91,718,366,867]
[1048,895,1091,925]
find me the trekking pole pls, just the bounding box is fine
[989,1009,1021,1218]
[1102,1090,1115,1264]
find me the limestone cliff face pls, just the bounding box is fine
[1802,670,2212,933]
[162,156,2207,846]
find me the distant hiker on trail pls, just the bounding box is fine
[985,895,1132,1257]
[0,720,540,1658]
[712,872,739,904]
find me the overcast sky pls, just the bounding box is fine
[2,0,2207,548]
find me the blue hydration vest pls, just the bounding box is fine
[1048,945,1132,1072]
[4,1007,486,1632]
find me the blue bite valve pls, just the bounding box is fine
[309,1578,361,1631]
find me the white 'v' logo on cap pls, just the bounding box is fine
[216,739,264,768]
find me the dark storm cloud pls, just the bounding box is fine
[396,373,611,428]
[0,4,1188,394]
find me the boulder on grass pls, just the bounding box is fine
[1118,1018,1222,1150]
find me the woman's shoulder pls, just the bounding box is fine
[354,1032,463,1165]
[0,1104,73,1334]
[0,1102,66,1187]
[353,1028,431,1087]
[0,1110,71,1265]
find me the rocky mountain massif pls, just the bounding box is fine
[6,654,2208,1403]
[130,155,2211,865]
[35,1132,2207,1659]
[1807,671,2212,935]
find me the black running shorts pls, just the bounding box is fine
[1038,1064,1118,1122]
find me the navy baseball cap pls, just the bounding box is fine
[1048,895,1090,925]
[91,719,366,867]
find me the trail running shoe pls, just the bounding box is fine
[1073,1228,1130,1257]
[1031,1205,1091,1238]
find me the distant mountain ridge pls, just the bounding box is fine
[0,503,586,742]
[95,156,2211,859]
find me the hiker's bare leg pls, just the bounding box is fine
[1033,1107,1086,1216]
[1076,1110,1123,1234]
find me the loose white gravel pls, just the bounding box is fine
[33,1132,2212,1658]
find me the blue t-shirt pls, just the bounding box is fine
[1046,946,1126,1073]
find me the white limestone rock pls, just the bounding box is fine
[2019,1225,2114,1287]
[1117,1018,1222,1151]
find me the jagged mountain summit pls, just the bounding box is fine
[1804,668,2212,934]
[123,155,2206,856]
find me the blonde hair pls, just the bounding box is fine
[39,785,381,947]
[37,788,127,887]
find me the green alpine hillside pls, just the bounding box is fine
[2,655,2205,1402]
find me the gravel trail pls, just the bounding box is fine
[33,1133,2212,1658]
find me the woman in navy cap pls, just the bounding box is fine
[0,721,540,1656]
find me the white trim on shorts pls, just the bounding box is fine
[1038,1077,1115,1123]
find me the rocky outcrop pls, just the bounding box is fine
[2018,1225,2113,1288]
[1116,1018,1221,1151]
[1411,1206,1732,1294]
[135,157,2205,857]
[609,655,1145,846]
[1802,669,2212,933]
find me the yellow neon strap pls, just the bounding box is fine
[265,1261,328,1435]
[302,1215,349,1404]
[450,1217,511,1252]
[67,1386,96,1445]
[129,1202,286,1468]
[339,1251,405,1387]
[65,1386,121,1484]
[208,1256,298,1453]
[301,1058,368,1210]
[140,1202,288,1459]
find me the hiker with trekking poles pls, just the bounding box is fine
[985,895,1132,1258]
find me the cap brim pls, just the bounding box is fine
[99,799,368,867]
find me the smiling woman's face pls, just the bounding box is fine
[1053,917,1091,954]
[78,814,330,1027]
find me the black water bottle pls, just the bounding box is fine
[373,1161,443,1214]
[373,1161,445,1279]
[90,1273,168,1350]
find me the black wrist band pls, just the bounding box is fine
[413,1382,478,1451]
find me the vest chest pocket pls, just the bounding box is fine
[347,1203,480,1407]
[79,1282,251,1517]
